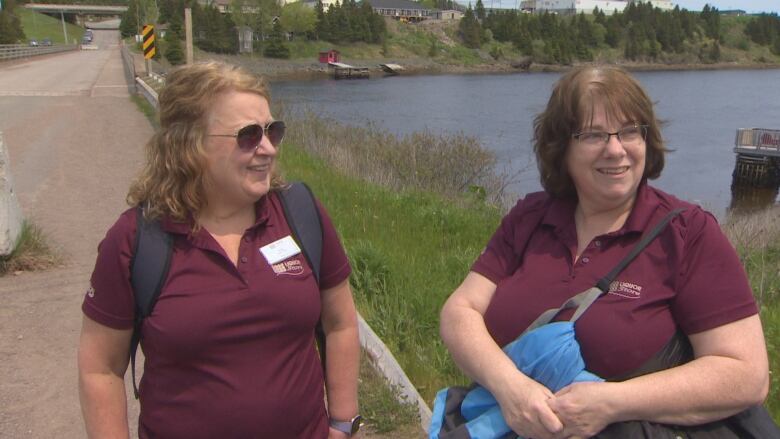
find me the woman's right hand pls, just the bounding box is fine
[493,370,563,439]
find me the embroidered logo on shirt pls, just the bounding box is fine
[608,280,642,299]
[86,286,95,298]
[271,258,305,276]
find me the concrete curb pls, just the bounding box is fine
[135,77,158,109]
[0,131,23,256]
[358,314,432,433]
[124,63,433,433]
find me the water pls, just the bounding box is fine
[273,68,780,218]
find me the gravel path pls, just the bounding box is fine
[0,31,426,438]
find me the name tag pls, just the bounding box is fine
[260,236,301,265]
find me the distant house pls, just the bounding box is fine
[319,49,340,63]
[366,0,435,22]
[302,0,341,10]
[720,9,746,16]
[432,9,463,20]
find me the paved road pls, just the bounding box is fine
[0,29,150,438]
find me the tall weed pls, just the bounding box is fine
[0,221,60,275]
[723,206,780,306]
[280,108,512,207]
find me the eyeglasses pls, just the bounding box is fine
[572,124,648,147]
[207,120,286,152]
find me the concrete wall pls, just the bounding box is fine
[0,131,24,256]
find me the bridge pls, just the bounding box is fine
[23,3,128,15]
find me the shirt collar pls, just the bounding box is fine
[159,195,273,236]
[541,179,656,237]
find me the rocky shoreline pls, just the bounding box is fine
[197,52,780,82]
[187,54,780,82]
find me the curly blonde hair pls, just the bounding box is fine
[127,61,285,221]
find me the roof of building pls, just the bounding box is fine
[366,0,431,10]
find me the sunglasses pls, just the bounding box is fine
[208,120,286,152]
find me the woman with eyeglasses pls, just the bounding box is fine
[77,61,360,438]
[438,66,772,439]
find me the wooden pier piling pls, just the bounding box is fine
[732,128,780,187]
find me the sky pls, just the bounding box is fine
[674,1,778,13]
[459,0,779,14]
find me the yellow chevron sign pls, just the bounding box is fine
[142,24,156,59]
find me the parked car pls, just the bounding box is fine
[42,38,52,46]
[29,39,39,47]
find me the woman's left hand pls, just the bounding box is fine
[548,382,617,438]
[328,427,350,439]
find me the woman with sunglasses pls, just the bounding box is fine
[439,65,772,439]
[77,61,360,438]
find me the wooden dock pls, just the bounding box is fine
[379,63,404,75]
[732,128,780,187]
[329,62,370,80]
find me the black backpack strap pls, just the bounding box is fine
[521,208,685,335]
[129,206,173,399]
[278,182,323,284]
[277,182,326,370]
[595,208,685,293]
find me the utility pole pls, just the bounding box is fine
[60,11,69,44]
[185,8,193,65]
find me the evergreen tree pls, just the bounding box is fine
[459,6,481,48]
[708,40,721,62]
[264,20,290,58]
[120,0,140,37]
[474,0,485,21]
[164,35,185,65]
[314,0,327,40]
[0,0,24,44]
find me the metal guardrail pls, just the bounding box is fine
[0,44,78,61]
[735,128,780,158]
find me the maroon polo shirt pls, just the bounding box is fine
[82,191,351,439]
[472,182,757,380]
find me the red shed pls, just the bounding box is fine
[318,49,340,64]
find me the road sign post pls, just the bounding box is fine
[142,24,156,76]
[185,8,193,65]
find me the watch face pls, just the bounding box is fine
[350,415,362,435]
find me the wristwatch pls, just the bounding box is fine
[330,414,362,436]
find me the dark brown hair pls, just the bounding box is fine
[533,65,667,198]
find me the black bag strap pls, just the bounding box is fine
[129,206,174,399]
[126,184,327,399]
[278,182,323,284]
[277,182,327,370]
[521,208,685,335]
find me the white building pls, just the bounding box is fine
[528,0,626,15]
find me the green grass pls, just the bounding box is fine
[279,142,501,403]
[358,351,421,433]
[0,221,60,276]
[130,94,160,129]
[725,208,780,421]
[17,8,87,45]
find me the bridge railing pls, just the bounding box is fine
[0,44,79,62]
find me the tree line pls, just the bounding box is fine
[0,0,26,44]
[744,13,780,55]
[120,0,386,63]
[460,1,778,64]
